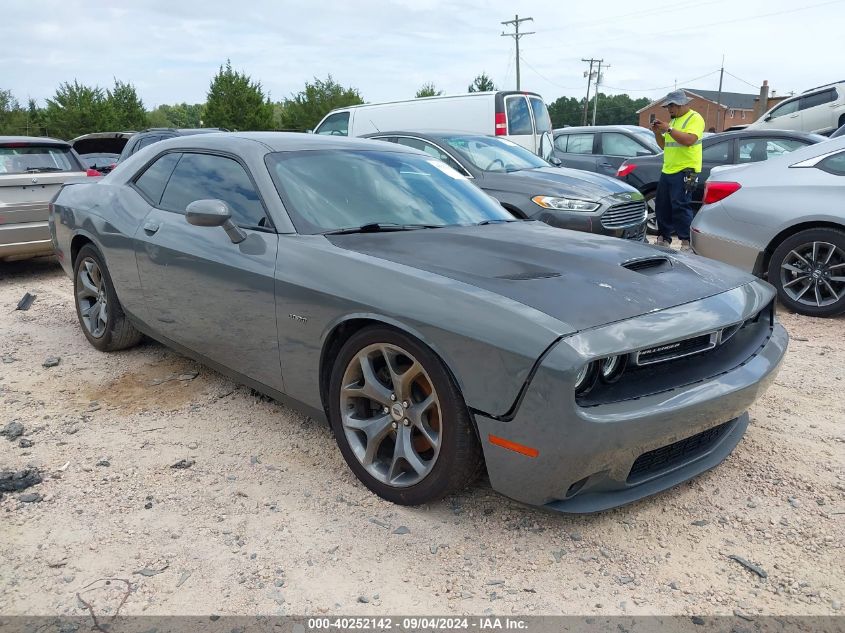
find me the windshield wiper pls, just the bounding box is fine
[322,222,443,236]
[24,167,63,173]
[476,219,517,226]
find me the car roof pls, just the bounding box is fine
[704,129,826,143]
[553,125,648,134]
[146,131,423,154]
[0,135,70,146]
[362,130,496,141]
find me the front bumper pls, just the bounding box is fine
[474,284,788,512]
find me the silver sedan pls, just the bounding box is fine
[692,136,845,317]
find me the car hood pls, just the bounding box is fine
[327,221,756,332]
[481,166,640,201]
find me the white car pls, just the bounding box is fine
[747,81,845,136]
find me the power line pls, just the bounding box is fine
[518,55,584,91]
[536,0,728,33]
[723,70,759,90]
[600,70,721,93]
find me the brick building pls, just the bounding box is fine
[637,88,786,132]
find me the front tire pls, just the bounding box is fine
[644,191,658,235]
[328,326,482,505]
[73,244,142,351]
[768,228,845,317]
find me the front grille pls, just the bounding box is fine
[635,332,715,365]
[628,421,732,482]
[601,201,647,229]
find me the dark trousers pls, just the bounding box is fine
[655,171,694,241]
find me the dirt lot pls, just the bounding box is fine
[1,257,843,618]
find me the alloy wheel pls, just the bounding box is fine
[780,241,845,308]
[339,343,442,488]
[76,257,109,338]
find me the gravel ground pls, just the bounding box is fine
[0,256,843,618]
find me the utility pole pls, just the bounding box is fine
[592,60,610,126]
[581,58,602,125]
[501,15,534,90]
[715,55,725,131]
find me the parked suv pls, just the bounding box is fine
[552,125,660,177]
[1,136,93,261]
[117,128,227,163]
[747,81,845,136]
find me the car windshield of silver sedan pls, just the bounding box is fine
[266,149,514,234]
[443,136,550,173]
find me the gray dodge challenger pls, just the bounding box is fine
[50,132,788,513]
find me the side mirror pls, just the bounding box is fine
[185,199,246,244]
[548,156,562,167]
[764,115,772,122]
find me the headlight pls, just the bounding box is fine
[531,196,600,212]
[574,361,599,396]
[599,355,627,383]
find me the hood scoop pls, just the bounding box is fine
[496,271,562,281]
[622,256,673,275]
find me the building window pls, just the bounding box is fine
[741,111,746,119]
[649,113,656,124]
[729,109,736,118]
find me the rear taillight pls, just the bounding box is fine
[86,168,102,177]
[616,163,636,178]
[703,181,741,205]
[494,111,507,135]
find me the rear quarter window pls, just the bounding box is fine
[133,153,181,205]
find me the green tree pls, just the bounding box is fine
[548,95,585,128]
[204,60,273,130]
[279,75,363,131]
[590,93,650,126]
[27,98,46,136]
[107,80,146,130]
[146,103,205,128]
[43,81,112,139]
[0,89,28,135]
[415,83,443,98]
[467,73,496,93]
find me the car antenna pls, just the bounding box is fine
[370,120,380,132]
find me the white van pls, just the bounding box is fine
[312,91,554,159]
[747,80,845,136]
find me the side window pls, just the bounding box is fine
[769,99,799,119]
[554,134,568,152]
[818,152,845,176]
[601,132,645,157]
[565,133,594,155]
[528,97,552,133]
[133,153,180,204]
[136,135,162,151]
[314,112,350,136]
[702,140,731,163]
[505,97,533,135]
[800,89,836,111]
[160,153,267,228]
[394,137,465,173]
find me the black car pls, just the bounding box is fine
[616,129,825,233]
[552,125,660,178]
[363,130,648,240]
[118,128,228,163]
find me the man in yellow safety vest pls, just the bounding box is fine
[650,90,705,251]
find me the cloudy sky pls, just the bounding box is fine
[3,0,844,108]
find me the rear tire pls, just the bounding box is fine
[767,228,845,318]
[73,244,142,351]
[328,326,483,505]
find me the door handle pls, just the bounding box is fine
[599,162,613,167]
[789,114,799,118]
[143,219,160,234]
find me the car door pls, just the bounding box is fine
[763,98,802,131]
[504,95,536,154]
[552,132,598,172]
[799,88,838,132]
[597,132,652,177]
[132,151,283,391]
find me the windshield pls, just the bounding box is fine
[0,145,81,174]
[443,136,549,173]
[266,149,513,234]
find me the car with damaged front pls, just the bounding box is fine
[49,132,787,513]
